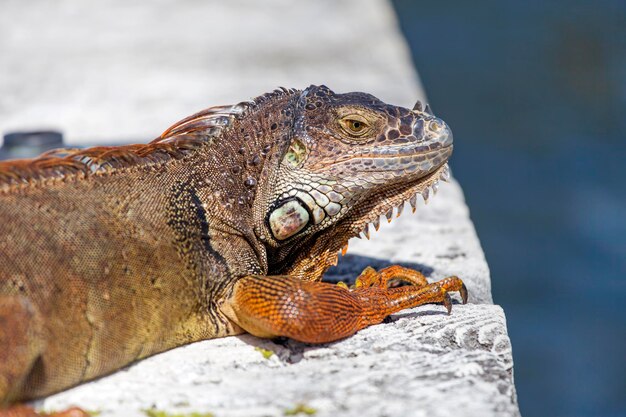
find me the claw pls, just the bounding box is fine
[460,283,468,304]
[443,291,452,315]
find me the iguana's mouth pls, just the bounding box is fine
[334,146,452,171]
[333,145,452,175]
[314,143,451,167]
[334,162,451,256]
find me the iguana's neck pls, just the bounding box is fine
[220,90,298,181]
[162,90,299,242]
[201,91,298,206]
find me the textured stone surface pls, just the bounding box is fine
[1,0,518,415]
[38,304,517,417]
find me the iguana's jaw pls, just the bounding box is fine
[266,158,453,278]
[336,160,451,244]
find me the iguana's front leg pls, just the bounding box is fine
[0,297,89,417]
[222,266,467,344]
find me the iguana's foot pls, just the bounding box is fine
[0,405,90,417]
[354,265,467,313]
[224,265,468,344]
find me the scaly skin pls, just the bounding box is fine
[0,86,466,416]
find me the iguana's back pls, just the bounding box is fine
[0,86,465,417]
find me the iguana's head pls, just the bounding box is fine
[254,85,452,273]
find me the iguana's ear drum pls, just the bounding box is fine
[268,199,311,240]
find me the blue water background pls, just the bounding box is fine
[391,1,626,416]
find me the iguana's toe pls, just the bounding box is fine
[435,275,468,304]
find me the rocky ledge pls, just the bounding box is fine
[38,179,520,417]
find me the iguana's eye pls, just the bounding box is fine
[340,115,370,137]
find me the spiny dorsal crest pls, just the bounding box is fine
[0,87,299,190]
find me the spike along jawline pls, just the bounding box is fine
[351,162,452,242]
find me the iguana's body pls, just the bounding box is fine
[0,86,465,416]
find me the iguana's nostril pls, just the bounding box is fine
[429,119,443,132]
[428,118,453,147]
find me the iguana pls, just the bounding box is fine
[0,85,466,417]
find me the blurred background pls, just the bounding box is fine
[392,1,626,416]
[1,1,624,416]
